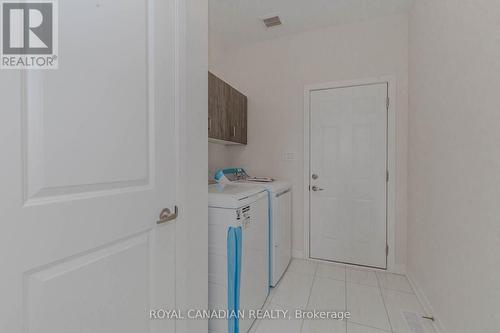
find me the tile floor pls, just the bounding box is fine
[249,259,436,333]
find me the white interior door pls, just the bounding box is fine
[0,1,178,332]
[309,83,388,268]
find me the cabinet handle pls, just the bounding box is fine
[208,117,211,131]
[233,126,236,137]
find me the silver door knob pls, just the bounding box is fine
[157,206,178,224]
[311,186,324,191]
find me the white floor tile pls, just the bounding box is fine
[287,259,318,276]
[264,261,434,333]
[302,319,346,333]
[307,277,345,311]
[346,268,378,287]
[271,271,314,309]
[346,283,391,331]
[347,322,391,332]
[255,316,302,333]
[421,320,437,333]
[254,303,302,333]
[381,289,435,333]
[265,286,277,306]
[316,263,346,281]
[422,320,436,333]
[248,319,262,333]
[376,272,413,294]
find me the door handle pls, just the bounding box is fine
[311,186,324,192]
[157,206,178,224]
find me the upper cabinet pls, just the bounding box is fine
[208,72,247,145]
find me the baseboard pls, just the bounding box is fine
[292,249,304,259]
[406,272,447,333]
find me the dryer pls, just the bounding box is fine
[208,183,269,333]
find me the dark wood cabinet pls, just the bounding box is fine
[208,72,247,145]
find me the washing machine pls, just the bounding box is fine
[208,183,269,333]
[214,168,292,287]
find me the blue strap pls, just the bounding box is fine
[227,227,242,333]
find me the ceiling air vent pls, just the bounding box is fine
[262,15,282,28]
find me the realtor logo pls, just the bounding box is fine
[1,0,58,69]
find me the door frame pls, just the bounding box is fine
[303,76,396,272]
[174,0,208,332]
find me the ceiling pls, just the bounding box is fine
[209,0,414,48]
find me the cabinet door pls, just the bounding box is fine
[227,87,239,143]
[239,93,247,144]
[208,72,247,144]
[229,88,247,144]
[208,72,217,138]
[208,72,229,140]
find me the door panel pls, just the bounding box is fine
[0,0,177,332]
[37,0,149,194]
[25,234,150,332]
[309,83,387,268]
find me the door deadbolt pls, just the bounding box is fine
[312,174,319,180]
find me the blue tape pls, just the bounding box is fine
[227,226,242,333]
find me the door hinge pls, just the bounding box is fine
[386,170,389,182]
[386,97,390,109]
[386,244,389,257]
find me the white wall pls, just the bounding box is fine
[208,142,231,176]
[209,13,409,267]
[408,1,500,332]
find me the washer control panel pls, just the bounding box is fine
[236,206,251,229]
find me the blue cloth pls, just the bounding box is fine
[227,226,242,333]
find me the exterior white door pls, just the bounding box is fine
[309,83,388,268]
[0,1,178,332]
